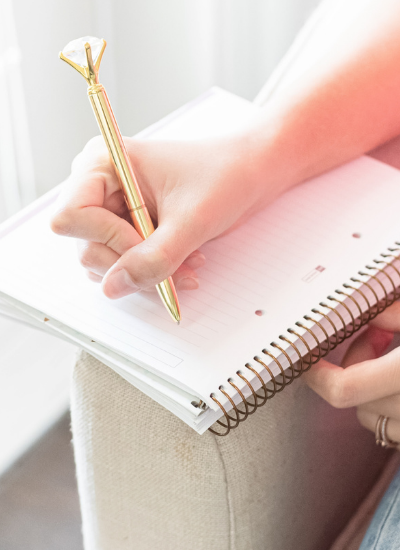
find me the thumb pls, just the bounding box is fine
[101,223,195,298]
[341,326,394,368]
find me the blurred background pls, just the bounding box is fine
[0,0,320,547]
[5,0,320,205]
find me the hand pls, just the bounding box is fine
[50,134,284,298]
[304,302,400,446]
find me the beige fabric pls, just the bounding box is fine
[71,351,388,550]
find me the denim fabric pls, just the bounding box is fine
[360,465,400,550]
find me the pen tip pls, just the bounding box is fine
[155,278,181,324]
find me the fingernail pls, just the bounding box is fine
[105,268,139,298]
[178,277,199,290]
[186,253,206,269]
[190,252,206,261]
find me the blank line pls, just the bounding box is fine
[181,292,239,321]
[201,266,268,299]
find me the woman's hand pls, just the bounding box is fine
[304,302,400,446]
[50,134,286,299]
[49,0,400,303]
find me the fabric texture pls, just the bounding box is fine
[71,351,388,550]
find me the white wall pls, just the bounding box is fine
[13,0,96,196]
[13,0,320,196]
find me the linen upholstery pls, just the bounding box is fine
[71,351,387,550]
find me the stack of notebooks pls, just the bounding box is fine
[1,87,400,435]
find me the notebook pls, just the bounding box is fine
[1,87,400,435]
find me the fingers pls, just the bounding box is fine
[52,203,142,255]
[303,326,397,408]
[77,241,120,277]
[171,251,206,291]
[77,239,205,292]
[51,140,140,254]
[172,263,200,291]
[349,306,400,445]
[102,222,203,298]
[53,137,209,298]
[184,251,206,270]
[87,271,103,283]
[359,393,400,419]
[341,325,394,368]
[357,409,400,443]
[60,137,125,213]
[370,301,400,332]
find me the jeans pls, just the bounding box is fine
[359,465,400,550]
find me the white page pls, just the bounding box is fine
[1,89,400,418]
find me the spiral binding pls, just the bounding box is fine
[208,244,400,436]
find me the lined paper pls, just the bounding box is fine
[1,89,400,411]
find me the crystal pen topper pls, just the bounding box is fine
[59,37,181,324]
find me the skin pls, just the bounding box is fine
[52,0,400,443]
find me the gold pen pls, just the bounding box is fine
[59,36,181,324]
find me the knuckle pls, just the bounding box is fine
[83,136,108,161]
[72,136,108,173]
[104,223,122,250]
[142,245,174,287]
[50,208,74,236]
[85,135,104,149]
[127,244,174,290]
[78,243,95,269]
[326,373,353,408]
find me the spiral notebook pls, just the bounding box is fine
[1,87,400,435]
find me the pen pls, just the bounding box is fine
[59,36,181,324]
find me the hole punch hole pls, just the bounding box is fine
[352,232,362,239]
[255,309,265,316]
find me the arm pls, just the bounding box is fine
[249,0,400,191]
[52,0,400,298]
[303,306,400,445]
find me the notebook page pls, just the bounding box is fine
[0,90,260,389]
[1,90,400,411]
[187,157,400,403]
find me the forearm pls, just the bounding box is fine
[245,0,400,198]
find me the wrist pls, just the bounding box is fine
[229,111,299,209]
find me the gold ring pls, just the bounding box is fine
[375,415,399,449]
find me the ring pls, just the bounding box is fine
[375,415,399,449]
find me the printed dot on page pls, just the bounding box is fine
[352,232,362,239]
[255,310,265,316]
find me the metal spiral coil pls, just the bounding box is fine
[208,245,400,436]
